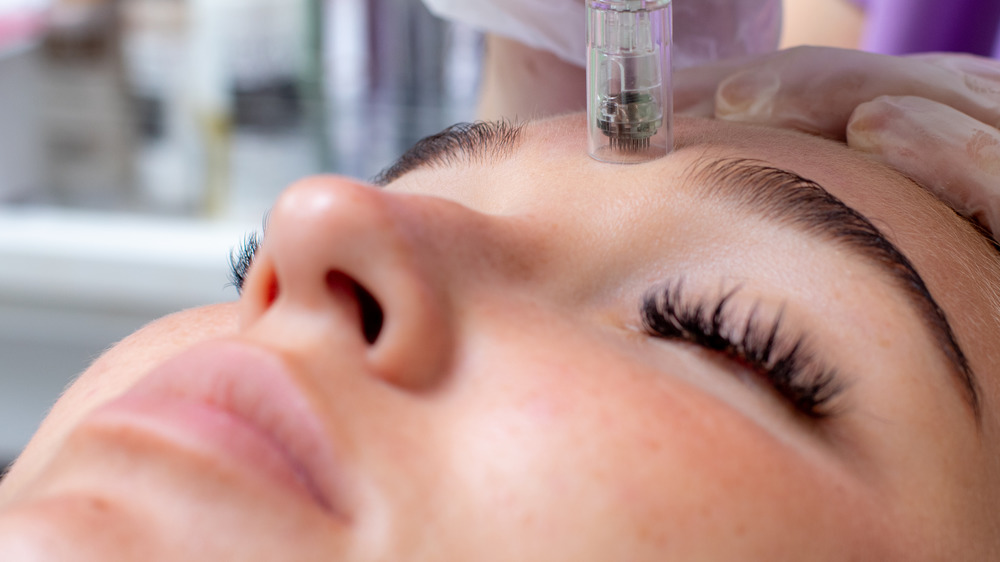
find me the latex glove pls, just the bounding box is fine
[420,0,781,69]
[421,0,585,67]
[678,46,1000,236]
[849,94,1000,237]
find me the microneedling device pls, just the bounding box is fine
[587,0,673,164]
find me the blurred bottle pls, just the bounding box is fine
[118,0,201,214]
[118,0,320,218]
[40,0,136,209]
[188,0,323,219]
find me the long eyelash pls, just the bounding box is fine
[641,281,843,419]
[227,231,261,295]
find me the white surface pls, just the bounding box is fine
[0,206,256,461]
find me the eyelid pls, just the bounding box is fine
[688,157,979,423]
[640,281,844,420]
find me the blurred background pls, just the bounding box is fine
[0,0,483,469]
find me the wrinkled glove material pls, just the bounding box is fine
[706,46,1000,236]
[420,0,781,69]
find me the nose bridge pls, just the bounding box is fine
[266,177,406,297]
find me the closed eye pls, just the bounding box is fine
[641,281,844,420]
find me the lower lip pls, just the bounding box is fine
[87,392,329,510]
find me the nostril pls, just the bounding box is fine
[324,271,385,345]
[353,282,384,345]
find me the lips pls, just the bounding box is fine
[84,340,349,520]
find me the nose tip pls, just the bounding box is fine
[242,176,453,390]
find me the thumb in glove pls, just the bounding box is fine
[848,95,1000,237]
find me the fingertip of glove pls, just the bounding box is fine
[846,97,914,152]
[714,69,781,121]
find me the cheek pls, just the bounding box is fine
[439,343,890,558]
[0,305,238,505]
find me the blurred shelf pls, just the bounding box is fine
[0,205,250,314]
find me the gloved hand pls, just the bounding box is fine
[676,46,1000,236]
[849,93,1000,238]
[420,0,781,69]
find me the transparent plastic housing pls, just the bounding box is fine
[587,0,673,164]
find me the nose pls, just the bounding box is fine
[239,176,454,390]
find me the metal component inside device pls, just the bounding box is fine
[599,91,661,152]
[587,0,673,164]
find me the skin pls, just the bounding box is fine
[1,115,999,560]
[780,0,865,51]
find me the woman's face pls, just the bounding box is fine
[3,115,1000,560]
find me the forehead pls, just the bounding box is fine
[389,114,927,221]
[388,113,1000,429]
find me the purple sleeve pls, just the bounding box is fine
[854,0,1000,57]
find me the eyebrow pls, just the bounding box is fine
[372,120,525,186]
[688,157,981,423]
[374,122,982,424]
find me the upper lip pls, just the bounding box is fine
[117,339,351,520]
